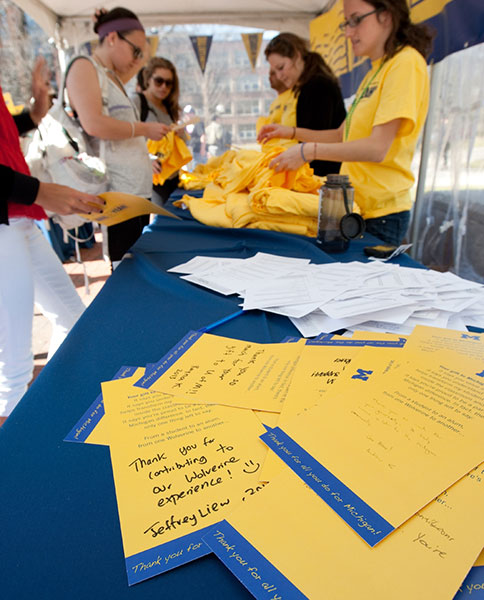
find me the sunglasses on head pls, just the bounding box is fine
[117,32,144,60]
[152,76,174,88]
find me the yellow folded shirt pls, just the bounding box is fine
[147,132,192,186]
[249,187,319,219]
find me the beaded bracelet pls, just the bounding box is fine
[300,142,307,162]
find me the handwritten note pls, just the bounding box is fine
[204,461,484,600]
[262,349,484,545]
[101,373,268,585]
[141,332,302,412]
[260,342,362,482]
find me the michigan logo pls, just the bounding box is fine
[351,369,373,381]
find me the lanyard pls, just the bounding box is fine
[344,60,385,141]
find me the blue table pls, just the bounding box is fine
[0,215,420,599]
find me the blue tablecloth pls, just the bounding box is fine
[0,215,421,599]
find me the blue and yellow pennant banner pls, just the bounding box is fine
[310,0,484,97]
[190,35,213,74]
[241,32,263,70]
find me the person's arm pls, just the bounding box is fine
[13,56,51,135]
[258,121,344,144]
[1,165,39,209]
[66,59,168,141]
[0,164,104,226]
[269,119,403,172]
[13,112,37,136]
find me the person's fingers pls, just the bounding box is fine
[85,196,105,213]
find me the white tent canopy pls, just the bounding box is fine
[12,0,333,46]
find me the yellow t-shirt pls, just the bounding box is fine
[341,46,429,219]
[257,88,297,134]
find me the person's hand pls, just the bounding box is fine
[35,182,105,215]
[144,122,171,140]
[257,124,293,144]
[152,158,162,174]
[269,145,306,173]
[30,57,51,125]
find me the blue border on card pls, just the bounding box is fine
[64,366,137,443]
[204,520,309,600]
[134,331,203,389]
[126,525,214,585]
[454,566,484,598]
[306,337,406,348]
[260,428,394,546]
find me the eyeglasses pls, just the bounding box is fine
[152,76,174,88]
[117,32,144,60]
[339,9,378,31]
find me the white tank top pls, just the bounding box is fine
[72,56,152,198]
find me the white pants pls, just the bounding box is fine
[0,218,85,416]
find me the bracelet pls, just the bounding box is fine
[291,126,296,139]
[300,143,307,162]
[314,143,317,161]
[129,122,135,138]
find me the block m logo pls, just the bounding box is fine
[351,368,373,381]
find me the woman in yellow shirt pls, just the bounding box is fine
[260,0,433,245]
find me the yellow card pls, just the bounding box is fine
[79,191,180,226]
[261,349,484,545]
[454,546,484,597]
[260,342,362,482]
[102,374,268,585]
[204,461,484,600]
[253,410,279,430]
[475,549,484,567]
[146,332,302,412]
[405,325,484,357]
[64,365,138,446]
[351,330,407,342]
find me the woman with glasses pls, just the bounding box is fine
[261,0,433,246]
[131,57,185,205]
[66,7,168,267]
[257,32,346,177]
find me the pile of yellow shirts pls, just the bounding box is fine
[175,143,324,237]
[146,132,192,186]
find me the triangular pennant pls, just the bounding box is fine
[189,35,213,74]
[241,32,263,70]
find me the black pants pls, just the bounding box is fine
[152,174,180,207]
[107,214,150,262]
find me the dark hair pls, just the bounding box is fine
[143,57,181,121]
[365,0,434,59]
[264,32,338,94]
[136,67,146,91]
[93,7,141,40]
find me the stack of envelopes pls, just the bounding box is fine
[170,252,484,337]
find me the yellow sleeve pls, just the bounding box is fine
[373,48,429,137]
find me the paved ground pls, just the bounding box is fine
[31,229,111,385]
